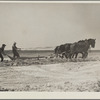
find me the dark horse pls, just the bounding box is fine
[69,39,96,59]
[54,43,72,59]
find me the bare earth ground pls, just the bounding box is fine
[0,52,100,92]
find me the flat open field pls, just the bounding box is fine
[0,50,100,92]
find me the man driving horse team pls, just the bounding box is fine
[12,42,20,59]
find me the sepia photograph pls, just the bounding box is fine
[0,1,100,94]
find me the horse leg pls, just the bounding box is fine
[65,53,68,59]
[84,52,88,58]
[69,53,72,59]
[55,54,58,58]
[82,52,88,59]
[61,54,64,59]
[71,53,75,58]
[58,54,61,58]
[68,53,73,61]
[61,52,65,59]
[75,53,78,58]
[82,52,85,58]
[55,52,59,58]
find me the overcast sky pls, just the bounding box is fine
[0,3,100,50]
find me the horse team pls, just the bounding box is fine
[54,39,96,59]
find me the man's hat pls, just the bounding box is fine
[14,42,16,45]
[2,44,6,46]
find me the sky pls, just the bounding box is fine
[0,2,100,50]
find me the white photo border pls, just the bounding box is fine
[0,1,100,99]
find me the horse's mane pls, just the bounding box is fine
[87,38,94,41]
[78,39,86,43]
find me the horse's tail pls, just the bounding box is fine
[54,46,58,54]
[54,48,56,54]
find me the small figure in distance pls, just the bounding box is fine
[12,42,21,59]
[0,44,6,62]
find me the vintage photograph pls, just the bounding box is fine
[0,1,100,92]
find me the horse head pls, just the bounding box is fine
[88,39,96,48]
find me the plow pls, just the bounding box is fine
[6,54,49,60]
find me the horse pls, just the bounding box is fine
[69,39,96,59]
[54,43,73,59]
[54,45,66,58]
[62,43,72,59]
[60,43,82,59]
